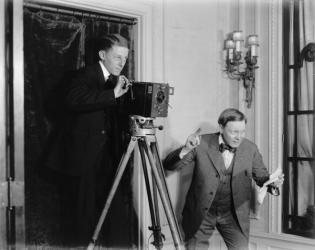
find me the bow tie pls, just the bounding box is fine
[219,143,236,153]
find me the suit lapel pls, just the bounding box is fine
[232,141,247,176]
[95,64,107,89]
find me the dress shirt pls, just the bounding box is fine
[219,134,235,169]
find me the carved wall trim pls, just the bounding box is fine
[268,0,283,234]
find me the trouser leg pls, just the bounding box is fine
[59,175,80,247]
[216,210,249,250]
[185,207,248,250]
[185,210,216,250]
[58,171,97,248]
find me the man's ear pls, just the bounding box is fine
[219,124,224,134]
[98,50,106,60]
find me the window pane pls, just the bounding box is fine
[287,115,295,157]
[297,161,314,215]
[299,62,314,110]
[289,69,294,111]
[288,162,294,216]
[297,114,313,157]
[287,161,315,238]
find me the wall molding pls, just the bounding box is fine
[251,231,315,249]
[268,0,283,234]
[0,0,8,248]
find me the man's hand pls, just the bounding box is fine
[184,128,201,150]
[270,167,284,188]
[114,75,131,98]
[179,128,201,158]
[257,167,284,204]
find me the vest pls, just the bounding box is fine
[210,157,234,212]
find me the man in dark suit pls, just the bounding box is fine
[163,108,284,250]
[46,34,133,247]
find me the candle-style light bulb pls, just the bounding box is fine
[248,35,259,57]
[232,31,243,41]
[232,31,243,53]
[225,39,235,60]
[225,39,235,49]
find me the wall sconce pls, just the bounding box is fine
[224,31,259,108]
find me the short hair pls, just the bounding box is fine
[218,108,247,127]
[97,33,129,52]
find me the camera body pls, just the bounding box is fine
[127,82,173,118]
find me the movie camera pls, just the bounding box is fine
[126,81,174,118]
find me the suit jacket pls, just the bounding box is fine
[163,133,270,240]
[45,63,125,176]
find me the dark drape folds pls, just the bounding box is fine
[24,7,135,247]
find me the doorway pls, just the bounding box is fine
[23,2,137,248]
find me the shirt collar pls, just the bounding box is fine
[99,61,110,81]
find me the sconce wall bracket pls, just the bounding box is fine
[225,56,259,108]
[224,31,259,108]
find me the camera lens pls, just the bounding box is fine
[156,90,165,104]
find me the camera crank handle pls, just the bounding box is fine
[154,125,164,130]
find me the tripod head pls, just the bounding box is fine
[129,115,163,136]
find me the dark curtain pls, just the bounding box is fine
[24,7,135,247]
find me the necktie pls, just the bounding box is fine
[219,143,236,153]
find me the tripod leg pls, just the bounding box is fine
[150,144,162,228]
[150,140,183,242]
[87,137,138,250]
[138,140,164,250]
[142,137,183,250]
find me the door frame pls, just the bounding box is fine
[1,0,155,248]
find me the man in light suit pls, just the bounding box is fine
[163,108,284,250]
[46,34,133,247]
